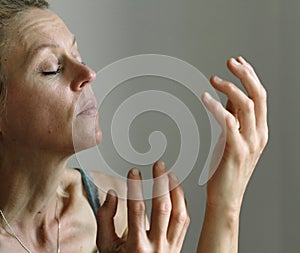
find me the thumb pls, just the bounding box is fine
[96,189,120,251]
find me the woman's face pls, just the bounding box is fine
[0,8,102,154]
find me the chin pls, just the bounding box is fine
[72,117,102,152]
[73,130,102,152]
[94,127,102,145]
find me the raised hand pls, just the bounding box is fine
[202,56,268,211]
[197,56,268,253]
[96,161,190,253]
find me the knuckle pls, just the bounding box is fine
[111,239,126,252]
[225,114,237,130]
[185,214,191,227]
[173,210,188,224]
[155,199,172,215]
[131,201,146,215]
[243,99,255,112]
[248,141,259,155]
[241,65,254,78]
[224,81,236,93]
[235,150,248,165]
[245,134,259,153]
[259,86,267,101]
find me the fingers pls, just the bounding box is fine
[201,92,240,146]
[149,161,172,239]
[167,173,190,247]
[210,75,256,137]
[96,190,119,250]
[118,163,188,252]
[148,161,189,248]
[227,56,268,132]
[203,56,268,146]
[227,57,264,101]
[127,168,147,239]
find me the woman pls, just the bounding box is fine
[0,1,268,252]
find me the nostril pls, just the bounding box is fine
[80,81,89,88]
[70,62,96,91]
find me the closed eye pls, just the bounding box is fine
[42,65,63,76]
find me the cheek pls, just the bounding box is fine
[3,85,75,148]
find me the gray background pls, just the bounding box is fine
[49,0,299,252]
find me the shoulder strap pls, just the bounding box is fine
[73,168,101,217]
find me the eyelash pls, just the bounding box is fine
[42,64,63,76]
[41,61,86,76]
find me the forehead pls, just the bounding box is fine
[12,8,72,44]
[4,8,74,68]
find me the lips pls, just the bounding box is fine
[77,100,98,116]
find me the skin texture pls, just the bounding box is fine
[0,8,190,253]
[96,57,268,253]
[2,10,100,153]
[0,7,268,253]
[197,57,268,253]
[96,161,190,253]
[0,8,101,253]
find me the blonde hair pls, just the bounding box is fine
[0,0,49,111]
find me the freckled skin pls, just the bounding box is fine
[0,8,104,253]
[0,8,101,155]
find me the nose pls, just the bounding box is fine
[70,61,96,91]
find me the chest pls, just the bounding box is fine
[58,189,98,252]
[0,211,97,253]
[0,190,98,253]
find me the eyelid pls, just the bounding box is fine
[41,64,63,76]
[37,53,86,77]
[39,57,64,76]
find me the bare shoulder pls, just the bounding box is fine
[62,167,84,187]
[62,168,127,203]
[60,167,98,220]
[63,168,128,238]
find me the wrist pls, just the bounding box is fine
[198,200,241,253]
[205,201,241,226]
[206,184,246,216]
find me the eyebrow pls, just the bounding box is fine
[25,36,77,64]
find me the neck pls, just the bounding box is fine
[0,144,69,229]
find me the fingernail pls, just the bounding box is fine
[202,92,212,101]
[131,168,140,177]
[105,192,111,203]
[214,75,222,83]
[105,190,116,203]
[237,56,245,61]
[232,58,240,65]
[157,160,165,170]
[108,189,116,197]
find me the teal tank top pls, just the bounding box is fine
[74,168,101,217]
